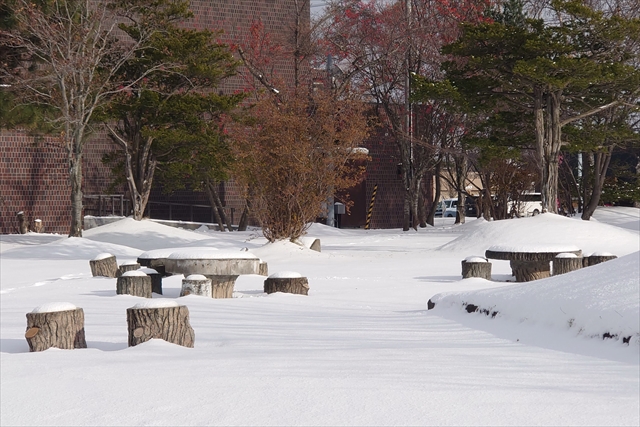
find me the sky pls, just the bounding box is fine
[1,207,638,426]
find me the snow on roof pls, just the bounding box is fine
[31,302,77,313]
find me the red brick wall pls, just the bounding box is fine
[1,1,411,233]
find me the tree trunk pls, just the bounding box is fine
[25,308,87,352]
[127,305,195,348]
[427,161,441,226]
[116,273,152,298]
[69,152,83,237]
[237,200,250,231]
[582,148,613,220]
[264,276,309,295]
[90,255,118,277]
[205,178,233,231]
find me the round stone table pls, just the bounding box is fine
[485,245,582,282]
[165,249,260,298]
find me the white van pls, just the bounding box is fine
[514,192,543,217]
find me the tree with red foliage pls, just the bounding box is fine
[320,0,489,230]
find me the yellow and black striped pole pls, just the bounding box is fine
[365,184,378,230]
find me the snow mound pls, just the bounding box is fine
[138,268,158,275]
[1,236,141,260]
[439,213,639,256]
[83,218,211,251]
[32,302,77,313]
[430,252,640,344]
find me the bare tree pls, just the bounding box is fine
[0,0,189,236]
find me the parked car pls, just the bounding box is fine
[435,197,478,218]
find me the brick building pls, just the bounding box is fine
[0,0,409,234]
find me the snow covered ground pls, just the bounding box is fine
[1,207,638,426]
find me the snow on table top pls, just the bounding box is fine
[269,271,303,279]
[31,302,77,313]
[131,300,180,309]
[92,252,114,261]
[487,244,581,253]
[168,249,258,260]
[138,247,204,259]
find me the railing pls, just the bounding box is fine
[147,201,237,224]
[83,196,238,225]
[83,195,128,217]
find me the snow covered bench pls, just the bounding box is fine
[485,245,582,282]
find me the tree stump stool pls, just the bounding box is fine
[90,253,118,278]
[259,261,269,276]
[117,261,141,277]
[180,274,212,297]
[17,211,28,234]
[461,256,492,280]
[127,301,195,348]
[116,271,152,298]
[264,272,309,295]
[33,219,44,233]
[139,267,162,295]
[553,253,583,275]
[583,253,617,267]
[25,303,87,352]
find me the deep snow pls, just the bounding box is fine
[1,207,638,426]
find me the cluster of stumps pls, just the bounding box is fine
[24,242,321,352]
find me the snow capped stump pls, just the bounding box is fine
[126,300,195,348]
[180,274,212,297]
[553,253,583,276]
[264,271,309,296]
[117,261,141,277]
[90,253,118,278]
[116,271,152,298]
[259,261,269,276]
[461,256,492,280]
[583,253,618,267]
[25,303,87,352]
[139,267,162,295]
